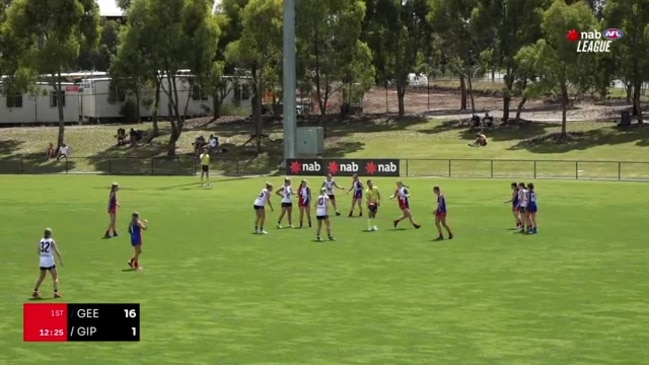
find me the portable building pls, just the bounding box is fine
[0,82,81,124]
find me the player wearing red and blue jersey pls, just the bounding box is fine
[298,179,312,228]
[347,173,364,217]
[104,183,120,239]
[527,183,538,234]
[390,181,421,229]
[127,212,147,270]
[433,186,453,240]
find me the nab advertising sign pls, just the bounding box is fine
[286,158,400,177]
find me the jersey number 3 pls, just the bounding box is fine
[40,242,50,253]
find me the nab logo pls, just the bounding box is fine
[603,28,624,40]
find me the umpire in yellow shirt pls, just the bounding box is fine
[199,148,211,186]
[365,179,381,231]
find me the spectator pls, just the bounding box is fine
[45,143,56,159]
[193,135,206,154]
[57,144,71,160]
[208,134,219,149]
[115,128,127,145]
[468,133,488,147]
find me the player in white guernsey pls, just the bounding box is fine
[315,187,336,241]
[33,228,64,299]
[253,182,274,234]
[516,182,530,233]
[321,173,344,216]
[275,178,295,228]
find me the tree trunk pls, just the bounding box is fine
[625,82,632,103]
[255,72,264,154]
[634,81,643,124]
[211,96,221,121]
[459,75,467,110]
[396,83,406,116]
[502,67,514,123]
[151,78,161,137]
[514,95,527,121]
[54,72,65,147]
[466,66,476,117]
[135,91,141,123]
[560,84,568,136]
[166,74,184,156]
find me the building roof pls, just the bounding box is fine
[97,0,221,17]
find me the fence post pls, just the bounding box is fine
[236,158,240,176]
[533,160,537,179]
[150,158,154,175]
[448,159,452,177]
[405,159,409,177]
[618,161,621,181]
[65,159,69,174]
[490,159,494,178]
[575,161,579,180]
[20,157,23,173]
[108,159,112,174]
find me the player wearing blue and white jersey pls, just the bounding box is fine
[527,183,538,234]
[127,212,148,270]
[347,173,364,217]
[315,188,336,242]
[276,178,295,229]
[33,228,64,299]
[253,182,274,234]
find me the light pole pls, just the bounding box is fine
[281,0,297,167]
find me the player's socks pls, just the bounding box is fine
[367,218,372,230]
[348,211,353,217]
[448,233,454,239]
[359,212,362,217]
[393,220,399,228]
[414,224,421,229]
[104,230,111,238]
[328,235,335,241]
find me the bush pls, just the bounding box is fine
[119,99,138,123]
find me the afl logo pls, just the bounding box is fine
[604,28,624,40]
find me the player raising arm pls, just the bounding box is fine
[253,182,274,234]
[33,228,64,299]
[365,179,381,231]
[128,212,148,270]
[390,181,421,229]
[321,173,344,216]
[104,182,120,238]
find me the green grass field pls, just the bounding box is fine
[1,175,648,364]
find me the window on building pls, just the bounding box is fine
[109,84,127,102]
[50,91,66,107]
[234,84,251,100]
[191,85,209,101]
[6,94,23,108]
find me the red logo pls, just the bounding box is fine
[365,161,377,175]
[290,160,302,174]
[327,161,339,175]
[567,29,579,42]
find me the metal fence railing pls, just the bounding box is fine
[0,156,648,181]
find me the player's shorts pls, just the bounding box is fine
[528,205,537,213]
[201,164,209,172]
[131,240,142,247]
[399,202,410,210]
[299,199,310,207]
[327,194,335,201]
[518,206,527,213]
[368,203,378,212]
[39,265,55,271]
[353,191,362,199]
[281,202,292,208]
[435,210,447,218]
[316,215,328,220]
[108,207,117,214]
[253,205,264,210]
[512,205,519,212]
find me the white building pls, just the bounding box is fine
[79,74,251,123]
[0,83,81,125]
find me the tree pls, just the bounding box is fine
[297,0,374,116]
[4,0,101,147]
[123,0,221,155]
[514,0,598,136]
[472,0,544,122]
[226,0,282,153]
[428,0,479,111]
[604,0,649,123]
[77,19,120,72]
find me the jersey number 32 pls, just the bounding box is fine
[40,242,51,253]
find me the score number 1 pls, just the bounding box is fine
[124,309,137,336]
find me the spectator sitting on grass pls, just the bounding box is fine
[468,133,488,147]
[57,144,71,160]
[45,143,56,159]
[208,134,219,150]
[193,135,206,154]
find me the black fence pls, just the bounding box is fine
[1,156,648,181]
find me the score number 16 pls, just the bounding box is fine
[124,309,138,337]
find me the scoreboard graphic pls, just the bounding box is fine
[23,303,140,342]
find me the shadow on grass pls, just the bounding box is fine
[417,120,553,142]
[508,124,649,153]
[0,139,76,173]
